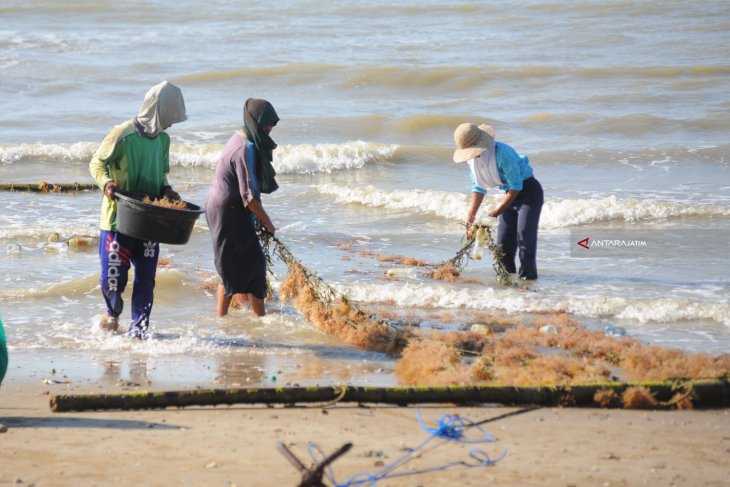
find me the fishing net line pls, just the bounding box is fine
[427,223,515,287]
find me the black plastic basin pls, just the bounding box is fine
[115,191,204,245]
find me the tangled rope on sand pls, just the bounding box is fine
[306,411,506,487]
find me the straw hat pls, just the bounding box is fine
[452,123,495,163]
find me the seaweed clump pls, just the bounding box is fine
[142,196,188,209]
[263,232,410,355]
[258,231,730,409]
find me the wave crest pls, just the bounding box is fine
[1,141,398,175]
[0,142,97,164]
[337,282,730,326]
[275,141,398,174]
[316,184,730,227]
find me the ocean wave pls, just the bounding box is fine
[0,142,97,164]
[0,269,187,301]
[171,140,398,173]
[315,184,730,227]
[12,326,228,356]
[1,141,398,174]
[343,143,729,167]
[275,141,398,174]
[541,196,730,227]
[389,114,479,136]
[521,112,730,137]
[169,61,730,95]
[0,274,99,301]
[176,63,338,84]
[4,139,725,172]
[339,64,730,90]
[316,184,470,221]
[336,3,481,17]
[0,224,98,241]
[535,144,729,166]
[0,31,72,51]
[337,282,730,326]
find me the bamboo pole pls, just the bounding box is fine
[0,182,98,193]
[49,380,730,412]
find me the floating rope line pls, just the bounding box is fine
[307,411,507,487]
[259,229,339,305]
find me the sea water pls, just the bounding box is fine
[1,0,729,388]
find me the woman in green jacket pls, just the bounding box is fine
[89,81,187,338]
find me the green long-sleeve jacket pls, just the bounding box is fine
[89,120,172,231]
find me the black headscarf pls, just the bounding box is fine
[243,98,279,194]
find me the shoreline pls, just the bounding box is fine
[2,347,399,394]
[2,374,729,486]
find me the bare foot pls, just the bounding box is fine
[98,315,118,332]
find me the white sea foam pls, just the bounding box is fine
[0,142,97,164]
[274,141,398,174]
[1,141,399,175]
[336,281,730,326]
[0,223,98,240]
[12,324,227,356]
[316,184,472,221]
[171,140,398,173]
[0,269,187,300]
[315,184,730,227]
[540,196,730,227]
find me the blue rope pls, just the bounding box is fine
[308,411,507,487]
[416,410,495,443]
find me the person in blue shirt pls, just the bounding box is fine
[453,122,543,280]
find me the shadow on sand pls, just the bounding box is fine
[0,416,181,430]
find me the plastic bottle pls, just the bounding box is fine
[470,324,493,336]
[539,325,558,334]
[471,227,487,260]
[6,243,21,255]
[385,267,418,279]
[471,241,483,260]
[67,235,99,247]
[604,325,627,337]
[44,242,68,253]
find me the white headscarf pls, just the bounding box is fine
[136,81,187,137]
[467,141,501,189]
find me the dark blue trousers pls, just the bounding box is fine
[496,176,543,280]
[98,230,159,338]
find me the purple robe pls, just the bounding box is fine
[205,132,266,299]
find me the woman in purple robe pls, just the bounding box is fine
[205,99,279,317]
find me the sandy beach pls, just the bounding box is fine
[3,2,730,486]
[2,374,729,487]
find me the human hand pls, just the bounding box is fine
[263,220,276,236]
[488,208,501,218]
[104,181,117,200]
[465,215,476,239]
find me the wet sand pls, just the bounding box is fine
[2,373,729,487]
